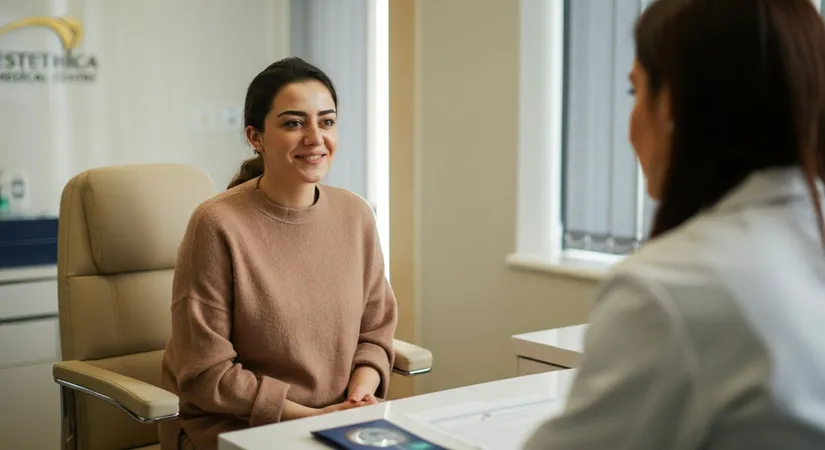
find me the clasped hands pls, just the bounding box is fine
[316,365,382,416]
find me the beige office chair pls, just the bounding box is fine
[51,164,433,450]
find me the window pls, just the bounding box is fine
[513,0,825,272]
[561,0,653,256]
[367,0,390,276]
[290,0,390,276]
[559,0,825,256]
[290,0,370,200]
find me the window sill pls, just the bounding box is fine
[505,251,623,282]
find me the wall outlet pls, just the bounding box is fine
[193,105,217,131]
[220,106,243,131]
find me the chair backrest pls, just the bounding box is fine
[57,164,215,450]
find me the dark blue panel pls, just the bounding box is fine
[0,217,59,268]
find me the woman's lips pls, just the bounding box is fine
[295,154,326,165]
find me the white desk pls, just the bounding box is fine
[511,324,587,376]
[219,370,576,450]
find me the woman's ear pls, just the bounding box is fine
[245,125,264,152]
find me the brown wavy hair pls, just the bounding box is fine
[635,0,825,242]
[227,57,338,189]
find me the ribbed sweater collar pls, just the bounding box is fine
[243,176,326,224]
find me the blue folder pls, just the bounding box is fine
[311,418,449,449]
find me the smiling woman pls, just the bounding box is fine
[264,84,337,176]
[228,57,339,208]
[159,56,399,450]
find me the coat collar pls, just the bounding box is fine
[711,166,824,215]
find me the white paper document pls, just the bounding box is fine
[406,395,565,450]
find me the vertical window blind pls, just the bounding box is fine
[562,0,647,255]
[290,0,370,200]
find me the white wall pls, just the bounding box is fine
[0,3,289,447]
[0,0,289,216]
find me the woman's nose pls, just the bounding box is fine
[303,125,323,146]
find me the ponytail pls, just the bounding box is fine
[227,153,264,189]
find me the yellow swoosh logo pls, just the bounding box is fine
[0,16,83,50]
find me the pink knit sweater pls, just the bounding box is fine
[158,179,397,450]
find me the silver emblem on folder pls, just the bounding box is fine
[346,427,409,447]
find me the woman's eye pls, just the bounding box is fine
[323,119,336,126]
[284,120,302,128]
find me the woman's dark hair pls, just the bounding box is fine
[227,57,338,189]
[636,0,825,242]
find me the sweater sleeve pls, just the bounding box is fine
[352,210,398,398]
[167,207,290,427]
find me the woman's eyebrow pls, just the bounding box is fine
[276,109,336,117]
[277,110,307,118]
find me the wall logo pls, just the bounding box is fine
[0,16,98,83]
[0,16,84,50]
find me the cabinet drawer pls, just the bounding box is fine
[0,317,60,367]
[517,357,566,376]
[0,361,62,450]
[0,279,58,321]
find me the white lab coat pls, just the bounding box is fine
[525,167,825,450]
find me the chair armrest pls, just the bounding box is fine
[392,339,433,376]
[53,360,179,423]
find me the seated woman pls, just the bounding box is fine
[526,0,825,448]
[159,57,397,450]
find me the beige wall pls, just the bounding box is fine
[390,0,601,395]
[387,0,420,400]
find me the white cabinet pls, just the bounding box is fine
[511,324,587,377]
[0,359,62,450]
[0,277,60,322]
[0,315,60,367]
[0,267,61,450]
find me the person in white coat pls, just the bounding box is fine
[524,0,825,449]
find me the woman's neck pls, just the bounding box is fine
[258,175,317,209]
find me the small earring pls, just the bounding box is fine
[253,147,261,155]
